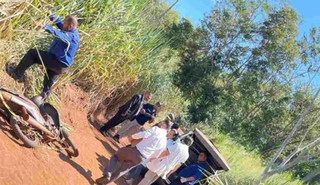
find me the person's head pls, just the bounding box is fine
[154,102,163,113]
[167,113,175,122]
[167,129,178,139]
[171,123,179,130]
[158,119,172,131]
[198,152,208,162]
[63,15,78,31]
[181,135,194,147]
[143,92,152,101]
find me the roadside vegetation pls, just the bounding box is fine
[1,0,320,184]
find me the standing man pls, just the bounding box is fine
[99,92,152,137]
[95,120,171,185]
[115,101,163,141]
[6,12,79,100]
[171,152,208,185]
[136,136,194,185]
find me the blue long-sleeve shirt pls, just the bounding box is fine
[178,161,206,185]
[43,14,79,67]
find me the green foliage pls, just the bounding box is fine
[199,125,303,185]
[173,0,320,183]
[0,0,186,114]
[165,18,194,50]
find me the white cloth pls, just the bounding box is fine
[135,95,144,116]
[167,139,174,149]
[146,142,189,178]
[137,170,159,185]
[132,126,167,159]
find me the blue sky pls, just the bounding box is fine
[173,0,320,36]
[171,0,320,87]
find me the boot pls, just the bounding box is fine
[5,62,24,82]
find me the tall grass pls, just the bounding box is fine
[0,0,175,101]
[197,125,303,185]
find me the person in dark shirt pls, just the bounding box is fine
[6,12,79,100]
[114,101,162,142]
[171,152,207,185]
[100,93,152,137]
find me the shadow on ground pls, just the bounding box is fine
[59,152,95,185]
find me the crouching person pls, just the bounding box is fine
[99,93,152,137]
[171,152,208,185]
[116,101,163,142]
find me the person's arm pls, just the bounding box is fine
[128,131,143,142]
[141,105,155,122]
[139,104,152,116]
[180,176,195,183]
[149,149,169,162]
[185,176,196,181]
[128,127,153,141]
[127,131,144,145]
[181,169,203,183]
[159,149,170,158]
[49,12,63,30]
[148,117,155,124]
[43,25,72,44]
[167,164,182,177]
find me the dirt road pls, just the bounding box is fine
[0,82,127,185]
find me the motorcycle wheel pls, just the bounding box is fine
[10,117,40,148]
[61,128,79,157]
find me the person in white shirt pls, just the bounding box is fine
[137,135,194,185]
[125,128,180,184]
[95,120,171,185]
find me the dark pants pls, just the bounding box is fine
[126,164,144,179]
[100,146,145,184]
[16,49,68,96]
[170,178,185,185]
[100,110,128,132]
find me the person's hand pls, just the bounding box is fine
[37,2,42,8]
[149,117,155,123]
[37,22,44,29]
[32,20,44,29]
[140,109,146,114]
[180,177,188,183]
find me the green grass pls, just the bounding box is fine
[198,125,303,185]
[0,0,186,114]
[0,0,161,95]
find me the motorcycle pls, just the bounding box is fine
[0,87,79,157]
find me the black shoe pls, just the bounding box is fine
[5,62,23,82]
[113,134,120,143]
[99,128,108,137]
[30,95,45,107]
[96,173,111,184]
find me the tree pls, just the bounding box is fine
[173,0,320,183]
[256,86,320,183]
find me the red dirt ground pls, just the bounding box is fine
[0,75,130,185]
